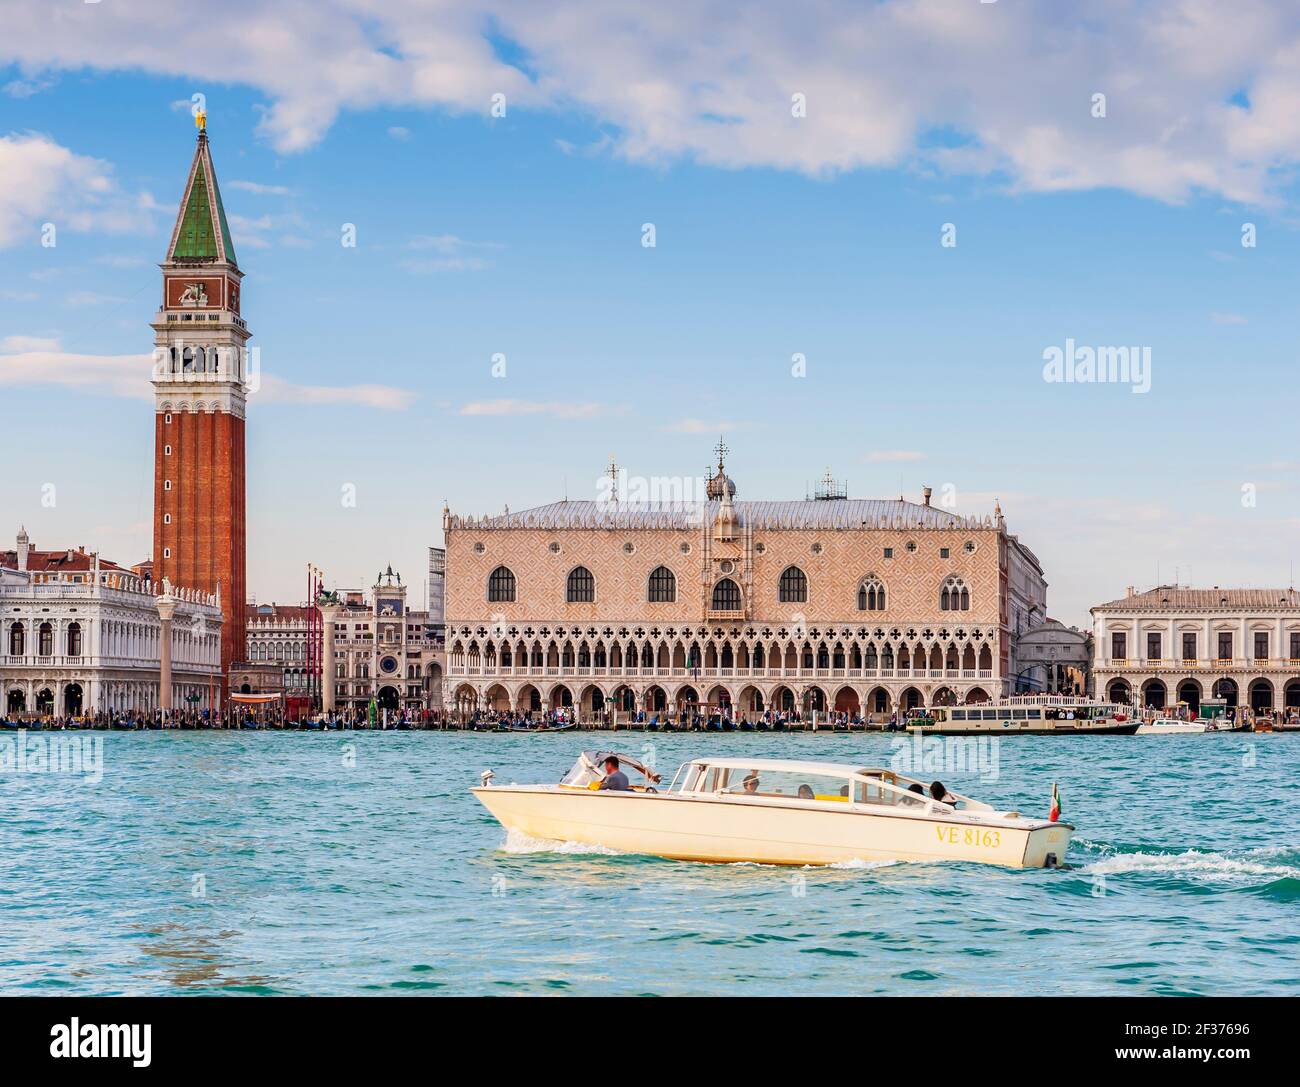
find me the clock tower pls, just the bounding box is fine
[151,113,248,697]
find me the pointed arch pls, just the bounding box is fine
[857,574,886,611]
[647,565,677,603]
[778,565,808,603]
[566,565,595,603]
[712,578,742,611]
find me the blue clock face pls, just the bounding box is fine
[380,656,399,674]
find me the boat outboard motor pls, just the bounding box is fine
[480,769,495,788]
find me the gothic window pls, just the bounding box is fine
[857,576,886,611]
[778,566,808,603]
[940,576,970,611]
[67,622,82,657]
[487,566,516,603]
[712,578,742,611]
[648,566,676,603]
[38,622,53,656]
[566,566,595,603]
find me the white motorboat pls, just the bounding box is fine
[472,751,1073,869]
[1135,717,1208,735]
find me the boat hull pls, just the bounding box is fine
[472,787,1072,869]
[910,721,1139,736]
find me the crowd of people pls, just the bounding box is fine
[0,707,449,731]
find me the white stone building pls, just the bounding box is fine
[1091,585,1300,713]
[1,529,222,716]
[321,566,444,716]
[245,602,313,699]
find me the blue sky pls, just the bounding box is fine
[2,1,1299,625]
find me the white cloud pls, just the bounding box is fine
[0,341,415,410]
[95,254,148,268]
[64,291,129,306]
[0,132,150,247]
[258,375,416,411]
[664,418,745,434]
[459,399,608,419]
[5,2,1300,201]
[866,450,926,462]
[229,180,293,196]
[1210,311,1248,325]
[0,335,59,352]
[3,75,55,99]
[387,126,411,141]
[401,233,503,272]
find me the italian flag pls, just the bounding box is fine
[1049,782,1062,822]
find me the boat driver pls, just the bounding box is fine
[599,756,630,791]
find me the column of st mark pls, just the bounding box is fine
[150,112,249,700]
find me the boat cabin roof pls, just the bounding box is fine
[686,757,876,778]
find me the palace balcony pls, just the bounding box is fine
[1103,657,1300,672]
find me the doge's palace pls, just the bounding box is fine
[444,451,1047,720]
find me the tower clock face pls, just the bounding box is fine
[380,656,399,674]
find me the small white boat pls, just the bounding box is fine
[472,751,1073,869]
[1135,717,1208,735]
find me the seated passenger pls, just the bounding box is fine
[742,772,760,794]
[598,756,630,791]
[797,784,815,799]
[929,781,956,805]
[908,783,924,794]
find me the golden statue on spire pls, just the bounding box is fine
[194,108,207,132]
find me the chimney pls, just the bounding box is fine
[1125,585,1135,598]
[16,526,29,572]
[922,486,932,507]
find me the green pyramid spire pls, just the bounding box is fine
[169,133,237,266]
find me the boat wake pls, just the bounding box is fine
[1076,841,1300,884]
[499,828,623,856]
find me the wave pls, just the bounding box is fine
[1082,847,1300,883]
[498,828,623,856]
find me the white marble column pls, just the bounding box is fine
[156,594,176,720]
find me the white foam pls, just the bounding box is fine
[1083,848,1300,882]
[499,828,622,856]
[826,858,901,870]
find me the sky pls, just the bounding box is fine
[1,0,1298,627]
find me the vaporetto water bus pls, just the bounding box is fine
[906,695,1139,736]
[473,751,1074,869]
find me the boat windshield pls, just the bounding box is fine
[717,766,852,802]
[560,751,661,789]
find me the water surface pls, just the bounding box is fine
[3,731,1296,995]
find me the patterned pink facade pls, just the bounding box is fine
[444,461,1046,718]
